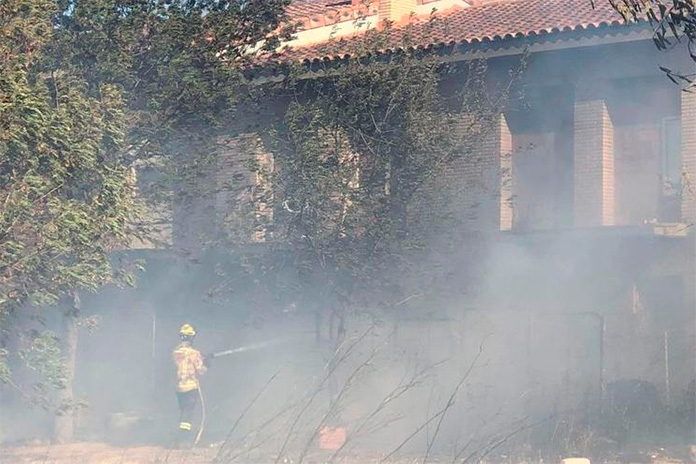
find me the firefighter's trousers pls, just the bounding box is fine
[176,389,198,432]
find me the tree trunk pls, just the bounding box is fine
[53,295,79,443]
[387,155,408,240]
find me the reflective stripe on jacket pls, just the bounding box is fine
[173,343,206,392]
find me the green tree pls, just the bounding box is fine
[48,0,294,209]
[608,0,696,82]
[1,0,136,441]
[215,28,522,333]
[1,0,293,441]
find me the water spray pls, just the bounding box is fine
[194,336,299,446]
[209,337,298,359]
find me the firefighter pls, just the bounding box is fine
[172,323,208,443]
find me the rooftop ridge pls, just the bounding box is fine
[271,0,630,64]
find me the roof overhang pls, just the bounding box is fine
[245,22,652,83]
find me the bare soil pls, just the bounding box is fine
[0,442,396,464]
[0,442,426,464]
[0,442,215,464]
[1,442,691,464]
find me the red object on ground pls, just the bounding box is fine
[319,426,347,451]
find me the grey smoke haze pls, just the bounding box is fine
[2,40,695,463]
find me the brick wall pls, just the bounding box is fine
[216,134,274,243]
[443,113,512,232]
[681,91,696,223]
[127,163,173,250]
[608,79,679,225]
[498,116,513,231]
[511,132,559,230]
[573,99,616,227]
[378,0,417,24]
[613,123,661,225]
[172,143,218,253]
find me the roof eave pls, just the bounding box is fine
[245,22,652,83]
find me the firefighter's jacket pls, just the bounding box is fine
[173,342,207,392]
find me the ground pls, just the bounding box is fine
[0,443,215,464]
[1,442,693,464]
[0,442,410,464]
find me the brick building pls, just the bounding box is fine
[226,0,695,419]
[260,0,694,231]
[127,0,696,441]
[5,0,696,447]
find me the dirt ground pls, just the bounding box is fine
[0,442,411,464]
[1,442,692,464]
[0,442,216,464]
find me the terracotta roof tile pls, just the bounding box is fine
[287,0,378,30]
[275,0,629,64]
[286,1,342,19]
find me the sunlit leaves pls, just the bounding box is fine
[0,349,11,383]
[19,330,68,390]
[225,30,520,315]
[1,0,293,401]
[1,0,137,401]
[609,0,696,85]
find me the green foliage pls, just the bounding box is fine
[219,29,523,314]
[19,331,68,390]
[47,0,295,207]
[1,0,292,403]
[0,349,10,383]
[0,60,133,316]
[609,0,696,84]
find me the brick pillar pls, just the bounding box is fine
[452,113,512,232]
[573,99,615,227]
[128,164,173,249]
[171,141,217,253]
[498,115,514,231]
[378,0,417,24]
[681,91,696,223]
[216,134,274,243]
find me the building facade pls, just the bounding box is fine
[243,0,696,422]
[131,0,696,445]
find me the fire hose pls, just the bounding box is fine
[195,380,206,446]
[192,337,296,445]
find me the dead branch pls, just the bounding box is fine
[328,358,450,464]
[273,324,376,464]
[422,337,487,464]
[297,348,379,464]
[378,406,450,463]
[298,326,400,463]
[449,397,519,464]
[213,371,280,463]
[378,337,489,464]
[457,415,551,464]
[219,388,309,462]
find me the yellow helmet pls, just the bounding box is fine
[179,323,196,337]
